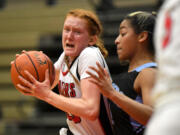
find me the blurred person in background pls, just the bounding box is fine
[145,0,180,135]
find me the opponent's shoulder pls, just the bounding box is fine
[137,68,157,86]
[140,67,157,76]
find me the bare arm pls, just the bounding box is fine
[46,78,101,120]
[17,70,101,121]
[87,62,156,125]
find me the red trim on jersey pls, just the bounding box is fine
[61,63,69,76]
[162,12,172,49]
[62,70,69,76]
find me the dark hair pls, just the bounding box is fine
[124,11,156,55]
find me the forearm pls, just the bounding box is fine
[44,91,99,120]
[109,90,153,125]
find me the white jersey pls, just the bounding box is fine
[54,46,113,135]
[145,1,180,135]
[152,0,180,107]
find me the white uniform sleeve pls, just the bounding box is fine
[78,47,107,80]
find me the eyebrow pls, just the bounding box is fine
[120,26,126,30]
[119,26,127,33]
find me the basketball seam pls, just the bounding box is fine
[24,52,40,81]
[14,58,23,77]
[45,55,50,75]
[44,55,54,85]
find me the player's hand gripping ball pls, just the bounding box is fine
[11,51,55,92]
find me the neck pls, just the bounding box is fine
[65,56,73,67]
[128,53,154,72]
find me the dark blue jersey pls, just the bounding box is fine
[111,62,157,135]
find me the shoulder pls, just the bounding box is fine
[78,46,104,67]
[54,52,65,70]
[80,46,100,58]
[136,68,157,85]
[78,46,103,64]
[135,68,157,91]
[138,68,157,79]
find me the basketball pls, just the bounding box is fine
[11,51,55,92]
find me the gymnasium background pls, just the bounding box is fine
[0,0,158,135]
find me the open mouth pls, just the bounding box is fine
[66,43,74,48]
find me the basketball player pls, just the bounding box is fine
[87,11,157,135]
[145,0,180,135]
[15,9,113,135]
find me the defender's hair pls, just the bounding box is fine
[124,11,156,55]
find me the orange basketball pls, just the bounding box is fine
[11,51,55,92]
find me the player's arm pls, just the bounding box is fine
[113,68,156,125]
[45,77,101,120]
[17,67,100,120]
[87,62,156,125]
[135,68,157,122]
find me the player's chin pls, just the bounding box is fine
[64,49,73,55]
[64,50,78,58]
[118,55,128,63]
[117,54,123,61]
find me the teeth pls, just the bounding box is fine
[66,44,74,48]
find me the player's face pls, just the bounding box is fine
[115,19,139,61]
[62,16,91,61]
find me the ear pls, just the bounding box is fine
[138,31,148,43]
[88,35,97,46]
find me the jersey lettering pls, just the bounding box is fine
[58,80,76,97]
[58,80,81,123]
[69,83,76,97]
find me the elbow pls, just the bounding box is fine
[143,108,154,125]
[88,112,99,121]
[144,116,152,125]
[143,117,151,125]
[140,115,151,126]
[86,107,99,121]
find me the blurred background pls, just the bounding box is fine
[0,0,159,135]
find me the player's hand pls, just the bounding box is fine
[86,62,115,98]
[17,69,52,101]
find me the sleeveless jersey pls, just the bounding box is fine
[54,46,113,135]
[111,63,157,135]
